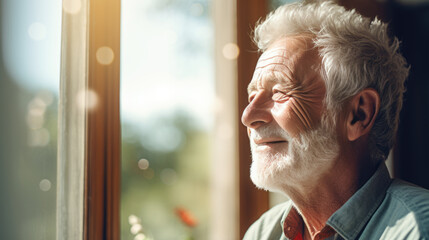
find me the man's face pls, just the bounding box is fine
[241,36,340,191]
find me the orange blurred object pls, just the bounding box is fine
[175,207,198,227]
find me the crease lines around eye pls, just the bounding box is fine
[294,97,313,129]
[291,90,321,103]
[290,98,312,130]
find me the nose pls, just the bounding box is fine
[241,92,273,129]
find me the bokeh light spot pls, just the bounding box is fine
[130,223,143,234]
[27,113,45,130]
[39,179,52,192]
[96,46,115,65]
[28,97,47,114]
[28,22,47,41]
[27,97,47,130]
[134,233,147,240]
[222,43,240,60]
[128,214,140,225]
[76,89,98,111]
[138,158,149,170]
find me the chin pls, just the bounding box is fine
[250,150,294,192]
[249,119,340,193]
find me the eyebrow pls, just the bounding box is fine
[247,81,257,95]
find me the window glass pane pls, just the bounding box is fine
[120,0,214,239]
[0,0,61,239]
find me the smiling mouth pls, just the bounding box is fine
[254,139,288,145]
[261,141,287,145]
[268,141,287,144]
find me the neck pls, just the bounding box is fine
[281,156,378,239]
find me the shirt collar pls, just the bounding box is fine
[326,162,392,239]
[280,201,294,232]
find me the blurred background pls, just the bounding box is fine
[0,0,428,239]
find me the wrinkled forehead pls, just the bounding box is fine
[248,36,319,94]
[255,46,290,71]
[247,48,290,93]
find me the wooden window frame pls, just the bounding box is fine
[58,0,120,239]
[84,0,121,239]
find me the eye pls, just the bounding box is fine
[272,88,289,102]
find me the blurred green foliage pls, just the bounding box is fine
[0,76,57,240]
[121,111,211,240]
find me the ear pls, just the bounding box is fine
[346,88,380,141]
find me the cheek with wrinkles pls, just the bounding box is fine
[273,94,323,136]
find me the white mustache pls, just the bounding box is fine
[249,123,291,142]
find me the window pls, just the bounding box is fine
[0,0,275,239]
[0,0,62,239]
[120,0,215,239]
[121,0,241,239]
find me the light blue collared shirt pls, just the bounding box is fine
[243,163,429,240]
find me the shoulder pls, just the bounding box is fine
[382,179,429,237]
[243,200,292,240]
[387,179,429,216]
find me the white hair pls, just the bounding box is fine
[254,0,409,162]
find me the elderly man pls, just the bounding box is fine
[242,1,429,240]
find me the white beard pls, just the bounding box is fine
[249,114,340,193]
